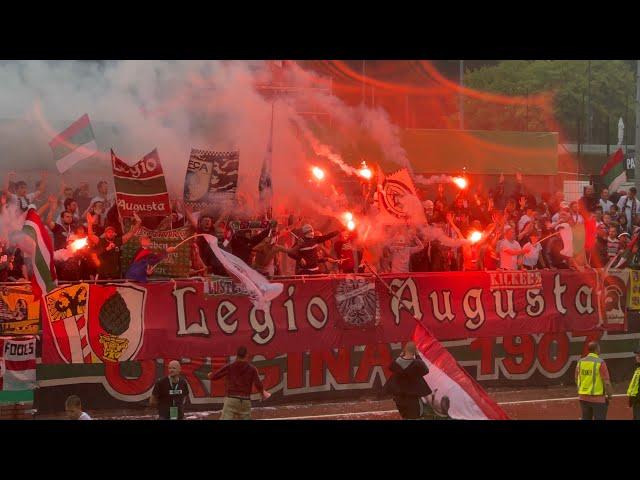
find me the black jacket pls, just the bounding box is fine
[384,356,431,398]
[231,227,271,264]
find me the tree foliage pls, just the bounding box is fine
[462,60,636,144]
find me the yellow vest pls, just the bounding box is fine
[627,366,640,398]
[577,353,605,396]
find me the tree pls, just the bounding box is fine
[462,60,636,145]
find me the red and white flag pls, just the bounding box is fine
[413,323,509,420]
[21,208,57,299]
[0,336,36,391]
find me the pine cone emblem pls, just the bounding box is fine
[99,292,131,336]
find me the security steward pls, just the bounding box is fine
[575,342,613,420]
[627,347,640,420]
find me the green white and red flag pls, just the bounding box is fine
[21,208,57,299]
[49,114,99,173]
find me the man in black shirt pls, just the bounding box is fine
[49,210,77,251]
[96,216,141,280]
[150,360,190,420]
[384,341,431,419]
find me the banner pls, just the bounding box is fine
[42,270,606,364]
[599,269,629,331]
[120,226,194,278]
[628,270,640,310]
[184,149,239,211]
[112,149,171,218]
[35,328,640,412]
[0,336,36,403]
[43,283,146,364]
[376,167,420,223]
[0,286,40,335]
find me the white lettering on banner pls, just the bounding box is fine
[284,285,298,332]
[112,157,159,178]
[173,287,211,336]
[428,290,455,323]
[492,290,516,319]
[575,285,595,314]
[525,289,545,317]
[389,278,423,325]
[117,199,167,213]
[463,288,485,330]
[250,307,275,345]
[188,159,210,172]
[306,297,328,330]
[553,274,568,315]
[216,301,238,334]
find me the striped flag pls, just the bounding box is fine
[413,323,509,420]
[259,103,274,217]
[49,114,99,173]
[600,147,625,192]
[22,208,57,299]
[0,336,36,398]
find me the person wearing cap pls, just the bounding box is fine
[521,230,546,269]
[96,213,142,280]
[551,201,571,225]
[627,347,640,420]
[617,186,640,234]
[497,225,530,270]
[575,342,613,420]
[289,223,342,275]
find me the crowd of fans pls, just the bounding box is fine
[0,170,638,285]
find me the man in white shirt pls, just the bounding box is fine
[386,232,424,273]
[617,187,640,233]
[4,171,47,212]
[569,201,584,224]
[599,188,614,213]
[497,226,530,270]
[65,395,92,420]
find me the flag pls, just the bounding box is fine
[184,149,240,212]
[0,336,36,401]
[600,147,625,192]
[376,167,423,223]
[609,231,639,269]
[49,114,99,173]
[413,323,509,420]
[112,148,171,219]
[202,234,283,310]
[259,103,274,216]
[22,208,57,299]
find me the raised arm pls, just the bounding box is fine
[122,213,142,244]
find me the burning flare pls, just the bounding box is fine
[70,237,88,252]
[358,161,372,180]
[453,177,468,189]
[347,220,356,231]
[468,231,482,244]
[312,166,325,181]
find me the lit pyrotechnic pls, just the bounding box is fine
[342,211,356,231]
[69,237,88,252]
[358,161,372,180]
[468,231,482,244]
[453,176,468,189]
[311,166,325,181]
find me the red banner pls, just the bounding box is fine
[40,270,616,364]
[112,149,171,218]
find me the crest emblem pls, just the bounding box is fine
[335,278,380,328]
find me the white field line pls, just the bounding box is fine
[261,394,629,420]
